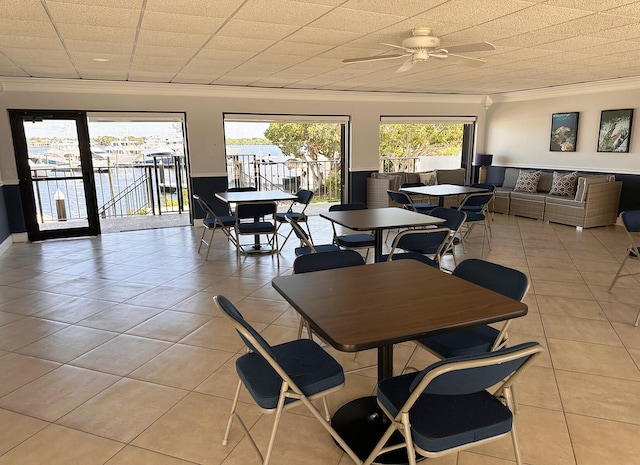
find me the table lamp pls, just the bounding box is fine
[473,153,493,183]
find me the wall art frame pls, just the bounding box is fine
[550,112,579,152]
[597,108,633,153]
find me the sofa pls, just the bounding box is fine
[367,169,465,208]
[491,168,622,229]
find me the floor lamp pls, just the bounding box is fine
[473,153,493,184]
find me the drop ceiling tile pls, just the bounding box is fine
[64,40,133,54]
[285,26,361,46]
[140,11,225,34]
[133,44,198,58]
[483,3,593,32]
[69,52,130,65]
[56,23,137,42]
[0,36,65,50]
[545,0,638,12]
[309,7,406,33]
[0,19,58,37]
[46,1,140,28]
[601,2,640,16]
[217,19,299,40]
[340,0,444,15]
[172,74,218,84]
[0,0,50,21]
[205,35,273,53]
[128,71,177,81]
[422,0,538,25]
[269,41,333,56]
[46,0,143,8]
[541,12,639,35]
[145,0,244,17]
[136,29,210,48]
[234,0,333,26]
[193,48,256,62]
[77,69,128,80]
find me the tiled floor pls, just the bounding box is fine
[0,213,639,465]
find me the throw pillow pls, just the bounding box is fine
[513,170,541,193]
[550,171,578,197]
[502,168,520,189]
[419,171,437,186]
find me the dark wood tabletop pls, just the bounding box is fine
[272,259,527,379]
[216,190,297,203]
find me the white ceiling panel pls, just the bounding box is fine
[2,0,640,95]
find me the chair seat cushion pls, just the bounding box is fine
[463,211,485,222]
[204,215,235,228]
[413,203,438,212]
[295,244,341,256]
[416,326,500,357]
[379,252,439,268]
[276,212,305,222]
[377,371,512,453]
[238,222,276,233]
[336,234,375,248]
[236,339,345,410]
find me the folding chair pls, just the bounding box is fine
[192,193,236,260]
[286,215,340,256]
[214,295,360,465]
[378,227,452,269]
[428,207,466,268]
[454,190,494,250]
[363,342,544,465]
[276,189,314,248]
[234,202,279,266]
[387,190,437,214]
[328,203,375,260]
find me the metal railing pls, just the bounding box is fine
[227,154,341,201]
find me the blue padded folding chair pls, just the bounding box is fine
[378,227,452,269]
[328,203,375,260]
[234,201,279,266]
[293,250,365,339]
[214,295,360,465]
[607,210,640,326]
[387,190,437,214]
[192,193,236,260]
[453,190,494,250]
[285,215,340,256]
[429,207,467,268]
[363,342,544,465]
[276,189,314,248]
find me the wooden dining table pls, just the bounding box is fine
[320,207,445,261]
[272,259,528,462]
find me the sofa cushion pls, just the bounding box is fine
[549,171,578,197]
[574,175,614,202]
[537,171,554,192]
[510,191,547,202]
[404,172,421,184]
[514,170,541,193]
[544,195,583,208]
[419,171,437,186]
[374,173,404,191]
[502,168,520,189]
[435,168,465,185]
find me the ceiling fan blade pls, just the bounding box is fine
[396,58,417,73]
[442,41,495,54]
[381,42,415,53]
[447,53,487,67]
[342,54,408,64]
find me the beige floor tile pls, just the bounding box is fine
[82,281,155,302]
[58,378,187,442]
[179,317,246,352]
[0,424,123,465]
[529,266,585,284]
[17,325,117,363]
[124,286,199,309]
[541,314,622,345]
[233,297,290,325]
[598,300,640,325]
[536,295,606,320]
[516,364,563,410]
[548,338,640,380]
[566,414,639,465]
[129,343,232,390]
[0,291,74,316]
[194,355,247,401]
[0,286,38,306]
[170,291,218,315]
[0,317,68,351]
[0,311,23,326]
[556,370,640,423]
[106,445,198,464]
[43,276,114,296]
[533,280,594,300]
[126,310,210,342]
[612,321,640,350]
[33,296,115,323]
[0,409,48,455]
[0,353,60,397]
[77,303,164,332]
[0,365,118,422]
[70,334,172,376]
[133,392,261,465]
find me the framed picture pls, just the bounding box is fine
[550,112,579,152]
[597,109,634,153]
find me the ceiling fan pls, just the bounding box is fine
[343,27,496,73]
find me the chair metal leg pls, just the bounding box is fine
[608,255,628,291]
[223,380,243,445]
[263,390,288,465]
[634,309,640,327]
[205,229,215,260]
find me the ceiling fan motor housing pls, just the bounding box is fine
[402,35,441,50]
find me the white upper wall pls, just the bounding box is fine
[485,78,640,175]
[0,78,488,185]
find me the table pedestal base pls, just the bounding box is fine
[332,396,423,464]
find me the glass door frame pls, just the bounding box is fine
[10,110,101,241]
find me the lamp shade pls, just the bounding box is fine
[473,153,493,167]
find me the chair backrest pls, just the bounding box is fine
[293,249,365,274]
[400,182,425,189]
[459,191,494,209]
[470,183,496,192]
[214,295,275,358]
[227,186,257,192]
[387,190,413,207]
[193,193,229,218]
[406,342,542,399]
[296,189,314,205]
[429,207,466,232]
[452,258,529,301]
[329,202,368,212]
[621,210,640,234]
[392,227,451,257]
[286,214,314,250]
[236,202,277,221]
